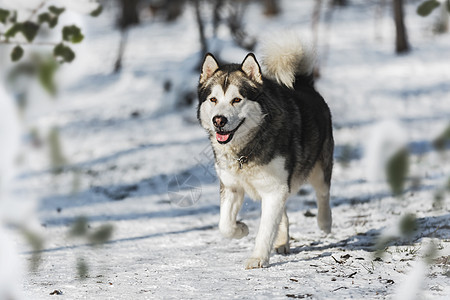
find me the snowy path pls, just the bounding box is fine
[20,106,450,299]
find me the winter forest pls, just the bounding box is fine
[0,0,449,299]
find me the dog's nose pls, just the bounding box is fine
[213,115,228,128]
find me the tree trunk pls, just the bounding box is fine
[311,0,323,78]
[115,0,139,73]
[213,0,225,36]
[118,0,140,29]
[392,0,410,54]
[263,0,281,16]
[227,1,256,51]
[114,29,128,73]
[320,0,336,78]
[332,0,348,6]
[165,0,185,22]
[194,0,208,55]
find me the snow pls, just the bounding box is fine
[0,86,24,300]
[363,120,408,182]
[0,0,449,299]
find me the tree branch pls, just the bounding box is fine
[27,0,48,22]
[0,39,57,47]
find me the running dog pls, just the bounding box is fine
[197,32,334,269]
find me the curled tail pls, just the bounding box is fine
[261,31,315,89]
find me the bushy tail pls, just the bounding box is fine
[261,31,315,89]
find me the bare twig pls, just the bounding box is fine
[311,0,323,78]
[27,0,48,22]
[0,39,57,46]
[331,255,344,264]
[347,271,357,278]
[194,0,208,55]
[227,1,256,51]
[114,28,128,73]
[212,0,225,37]
[332,286,348,292]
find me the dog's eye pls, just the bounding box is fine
[231,97,242,104]
[210,97,217,103]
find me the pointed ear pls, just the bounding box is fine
[200,53,219,84]
[241,53,262,84]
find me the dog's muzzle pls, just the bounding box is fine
[215,118,246,144]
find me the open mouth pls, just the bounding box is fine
[215,118,246,144]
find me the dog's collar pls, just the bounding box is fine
[236,147,255,169]
[236,155,249,169]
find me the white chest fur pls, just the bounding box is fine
[215,154,289,200]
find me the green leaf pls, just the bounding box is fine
[5,23,22,38]
[53,43,76,63]
[386,148,409,196]
[11,45,24,61]
[48,126,67,173]
[69,216,89,237]
[20,227,44,271]
[417,0,441,17]
[38,13,58,28]
[77,257,89,279]
[21,21,40,42]
[21,228,44,251]
[38,56,59,95]
[0,8,9,24]
[90,4,103,17]
[88,224,114,245]
[48,6,65,16]
[62,25,84,44]
[432,124,450,151]
[399,213,417,236]
[9,10,16,23]
[4,22,40,42]
[49,17,58,28]
[38,12,51,24]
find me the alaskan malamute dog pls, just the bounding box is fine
[197,33,334,269]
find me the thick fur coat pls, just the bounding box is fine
[197,32,334,269]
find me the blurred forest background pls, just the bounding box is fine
[1,0,449,109]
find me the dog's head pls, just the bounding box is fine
[197,53,265,147]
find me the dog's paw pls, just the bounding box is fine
[220,221,249,239]
[245,257,269,269]
[318,209,332,234]
[319,223,331,234]
[274,243,290,254]
[318,218,331,234]
[233,221,249,239]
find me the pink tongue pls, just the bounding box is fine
[216,132,230,142]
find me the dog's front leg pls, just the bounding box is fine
[218,181,248,239]
[245,191,288,269]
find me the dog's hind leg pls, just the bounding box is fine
[308,162,332,233]
[274,206,290,254]
[219,182,249,239]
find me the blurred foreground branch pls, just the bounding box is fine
[0,2,102,63]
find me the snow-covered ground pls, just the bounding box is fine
[1,0,449,299]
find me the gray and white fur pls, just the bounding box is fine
[197,32,334,269]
